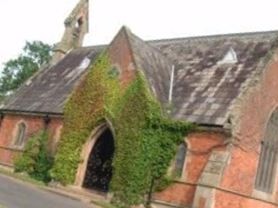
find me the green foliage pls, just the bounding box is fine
[51,55,110,183]
[14,131,53,183]
[111,76,192,207]
[51,53,193,207]
[0,41,52,99]
[154,176,173,192]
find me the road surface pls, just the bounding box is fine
[0,174,92,208]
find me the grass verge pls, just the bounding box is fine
[0,166,45,187]
[91,199,117,208]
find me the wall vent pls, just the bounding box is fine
[218,47,237,64]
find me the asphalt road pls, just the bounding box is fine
[0,174,92,208]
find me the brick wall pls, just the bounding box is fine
[218,50,278,206]
[154,131,226,206]
[0,113,63,166]
[107,27,136,88]
[215,190,277,208]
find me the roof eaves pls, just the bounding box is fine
[0,109,63,117]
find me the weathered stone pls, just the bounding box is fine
[51,0,89,65]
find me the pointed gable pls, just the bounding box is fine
[107,27,173,105]
[106,27,137,87]
[122,27,173,105]
[2,27,278,126]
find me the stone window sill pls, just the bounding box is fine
[1,145,25,152]
[252,189,276,203]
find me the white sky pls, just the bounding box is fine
[1,0,278,67]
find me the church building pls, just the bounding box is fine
[0,1,278,207]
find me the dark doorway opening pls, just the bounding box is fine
[83,128,114,192]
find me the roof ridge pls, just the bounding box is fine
[77,30,278,50]
[147,30,278,45]
[126,28,174,66]
[75,44,106,50]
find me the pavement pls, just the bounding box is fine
[0,174,93,208]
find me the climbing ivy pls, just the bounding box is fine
[51,55,110,183]
[14,131,53,183]
[51,53,193,207]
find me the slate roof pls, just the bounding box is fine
[2,46,103,114]
[2,29,278,126]
[125,29,172,104]
[150,31,278,125]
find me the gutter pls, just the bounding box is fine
[0,109,63,118]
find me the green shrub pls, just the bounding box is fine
[14,131,53,183]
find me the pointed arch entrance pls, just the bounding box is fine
[75,124,115,192]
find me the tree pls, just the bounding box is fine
[0,41,52,99]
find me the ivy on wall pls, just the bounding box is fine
[51,53,193,207]
[14,131,53,183]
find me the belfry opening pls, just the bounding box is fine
[82,128,115,192]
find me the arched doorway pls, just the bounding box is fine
[82,128,115,192]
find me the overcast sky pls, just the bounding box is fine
[1,0,278,67]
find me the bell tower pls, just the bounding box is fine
[51,0,89,64]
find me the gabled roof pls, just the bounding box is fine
[123,27,172,105]
[2,46,103,114]
[2,28,278,127]
[150,30,278,125]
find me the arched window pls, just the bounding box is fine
[173,142,187,177]
[255,110,278,193]
[14,122,26,147]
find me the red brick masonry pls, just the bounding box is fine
[0,114,63,166]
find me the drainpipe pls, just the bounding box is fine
[168,65,175,103]
[43,114,51,130]
[0,112,4,128]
